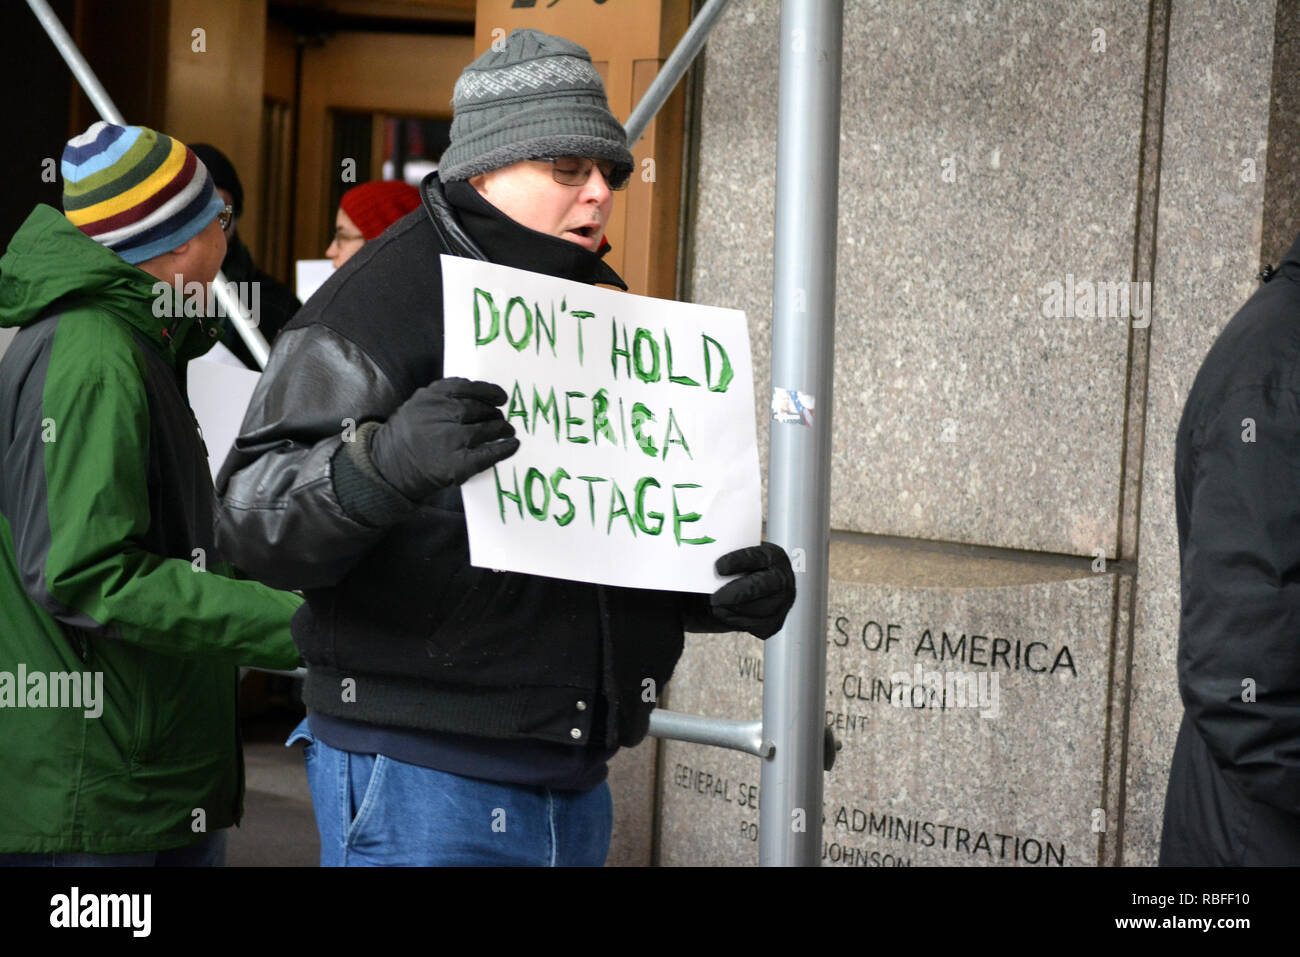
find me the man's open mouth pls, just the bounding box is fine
[567,224,600,240]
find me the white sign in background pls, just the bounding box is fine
[441,255,762,593]
[188,352,260,483]
[295,258,335,304]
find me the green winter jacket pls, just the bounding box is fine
[0,205,302,854]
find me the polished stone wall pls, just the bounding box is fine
[632,0,1286,867]
[689,0,1148,558]
[659,544,1119,867]
[1123,0,1275,865]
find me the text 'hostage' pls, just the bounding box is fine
[441,255,762,593]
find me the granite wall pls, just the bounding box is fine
[637,0,1286,867]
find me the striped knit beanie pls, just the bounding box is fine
[62,122,224,265]
[440,29,633,184]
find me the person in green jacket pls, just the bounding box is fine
[0,122,302,865]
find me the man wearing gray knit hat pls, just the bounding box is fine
[216,28,795,867]
[440,28,634,256]
[441,29,634,186]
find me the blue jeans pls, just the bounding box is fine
[0,830,227,867]
[288,718,612,866]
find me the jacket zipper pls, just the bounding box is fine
[61,623,89,665]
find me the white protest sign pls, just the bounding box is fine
[295,258,334,303]
[441,254,761,593]
[188,353,260,483]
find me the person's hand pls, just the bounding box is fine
[708,542,796,639]
[369,377,518,501]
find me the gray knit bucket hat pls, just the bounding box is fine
[440,29,634,184]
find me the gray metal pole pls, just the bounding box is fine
[624,0,733,147]
[758,0,843,867]
[27,0,272,370]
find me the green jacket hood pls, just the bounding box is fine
[0,204,219,363]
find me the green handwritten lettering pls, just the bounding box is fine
[523,466,550,519]
[633,327,662,383]
[663,407,692,460]
[504,296,531,351]
[634,477,664,535]
[703,335,733,393]
[666,329,700,386]
[571,310,594,365]
[607,479,636,537]
[534,301,557,356]
[610,319,631,379]
[630,402,658,457]
[565,391,589,444]
[507,381,529,428]
[672,483,715,545]
[532,386,559,440]
[591,389,617,445]
[494,465,522,521]
[550,467,575,526]
[577,475,607,525]
[474,288,500,345]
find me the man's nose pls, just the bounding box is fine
[582,166,613,202]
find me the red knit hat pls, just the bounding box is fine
[339,181,422,240]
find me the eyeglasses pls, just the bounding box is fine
[537,156,629,191]
[217,203,234,231]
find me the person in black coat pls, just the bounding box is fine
[1159,238,1300,865]
[214,29,795,866]
[190,143,301,369]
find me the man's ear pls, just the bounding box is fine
[169,238,192,258]
[468,173,488,196]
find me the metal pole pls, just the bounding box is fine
[27,0,272,369]
[759,0,843,867]
[624,0,733,147]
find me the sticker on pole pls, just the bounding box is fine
[772,387,815,425]
[441,255,762,593]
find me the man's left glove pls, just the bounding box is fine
[708,542,796,639]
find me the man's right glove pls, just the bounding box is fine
[707,542,797,639]
[369,377,519,502]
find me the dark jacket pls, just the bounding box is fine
[1159,233,1300,865]
[0,205,302,853]
[216,175,722,751]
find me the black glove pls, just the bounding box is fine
[708,542,796,639]
[369,377,518,502]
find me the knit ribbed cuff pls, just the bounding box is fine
[330,421,418,528]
